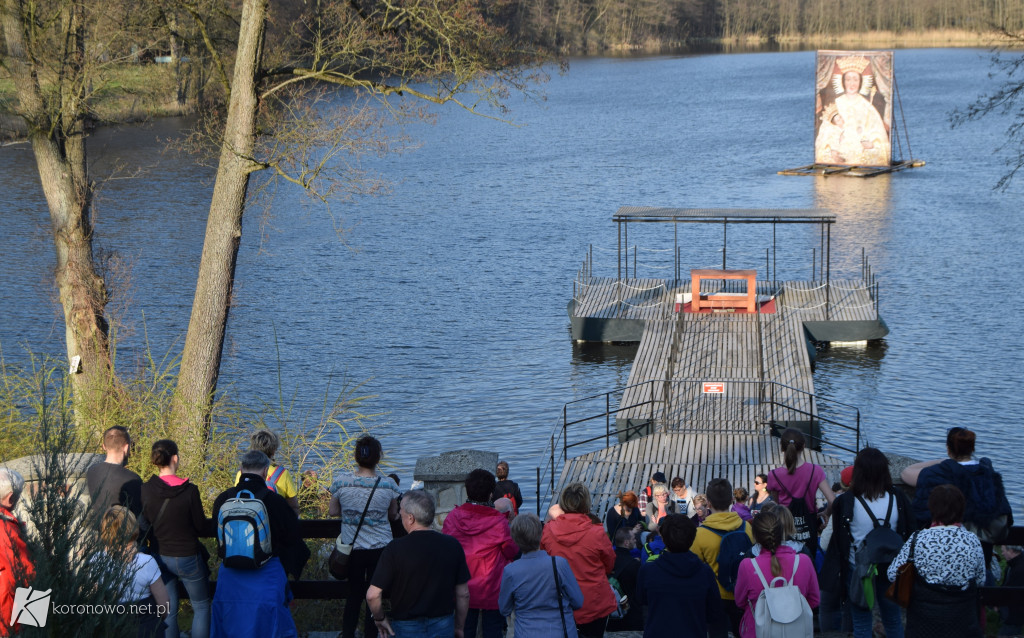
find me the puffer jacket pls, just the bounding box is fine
[540,512,617,624]
[442,503,517,609]
[0,508,35,638]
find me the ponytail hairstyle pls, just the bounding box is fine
[779,428,806,474]
[354,435,382,469]
[150,439,178,468]
[751,509,784,577]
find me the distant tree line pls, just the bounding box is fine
[503,0,1024,52]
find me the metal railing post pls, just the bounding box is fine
[606,391,611,448]
[856,412,861,452]
[536,467,541,516]
[562,406,568,462]
[550,434,555,493]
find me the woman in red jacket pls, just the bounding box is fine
[0,468,33,638]
[541,482,617,638]
[442,469,518,638]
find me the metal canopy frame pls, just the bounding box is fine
[612,206,837,294]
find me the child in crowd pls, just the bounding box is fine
[691,494,710,524]
[731,488,753,521]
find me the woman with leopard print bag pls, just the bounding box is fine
[887,484,986,638]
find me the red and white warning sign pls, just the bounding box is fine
[702,382,725,394]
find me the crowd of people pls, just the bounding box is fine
[0,424,1021,638]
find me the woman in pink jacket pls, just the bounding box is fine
[734,509,820,638]
[442,469,518,638]
[540,482,617,638]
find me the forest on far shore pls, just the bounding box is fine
[505,0,1024,52]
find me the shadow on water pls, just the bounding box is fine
[571,342,639,367]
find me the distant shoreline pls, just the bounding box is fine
[606,28,1016,54]
[0,30,1015,142]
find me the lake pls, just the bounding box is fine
[2,48,1023,515]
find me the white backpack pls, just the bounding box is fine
[749,553,814,638]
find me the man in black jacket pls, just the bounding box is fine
[212,451,310,579]
[210,451,311,637]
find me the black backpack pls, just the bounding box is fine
[772,469,818,552]
[849,492,905,608]
[704,521,753,593]
[853,492,904,566]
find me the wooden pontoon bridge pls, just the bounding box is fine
[538,208,886,516]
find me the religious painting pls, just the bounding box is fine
[814,50,893,167]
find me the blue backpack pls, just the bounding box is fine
[217,489,273,570]
[705,521,753,592]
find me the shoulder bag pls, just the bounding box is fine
[329,476,381,580]
[886,530,919,607]
[552,555,569,638]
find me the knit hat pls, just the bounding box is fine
[840,465,854,489]
[652,472,667,484]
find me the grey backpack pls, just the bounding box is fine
[749,553,814,638]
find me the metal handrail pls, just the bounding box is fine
[536,378,861,514]
[536,379,661,514]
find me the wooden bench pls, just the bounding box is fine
[691,269,757,313]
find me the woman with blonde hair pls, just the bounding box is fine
[243,430,299,514]
[645,483,677,528]
[541,482,617,637]
[100,505,170,637]
[734,510,820,638]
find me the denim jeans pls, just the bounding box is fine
[159,553,211,638]
[464,608,504,638]
[819,586,853,633]
[390,615,454,638]
[849,565,903,638]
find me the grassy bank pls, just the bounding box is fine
[0,63,193,139]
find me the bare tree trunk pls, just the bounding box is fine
[2,0,116,432]
[171,0,267,470]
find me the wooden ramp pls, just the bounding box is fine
[555,432,848,516]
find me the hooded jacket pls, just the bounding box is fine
[691,511,756,600]
[141,475,206,557]
[540,512,617,624]
[912,458,1013,529]
[635,550,723,638]
[0,508,34,638]
[442,503,517,609]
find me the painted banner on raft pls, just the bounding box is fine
[702,382,725,394]
[814,50,893,167]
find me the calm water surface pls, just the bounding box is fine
[2,48,1023,515]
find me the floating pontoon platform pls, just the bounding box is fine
[778,159,925,177]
